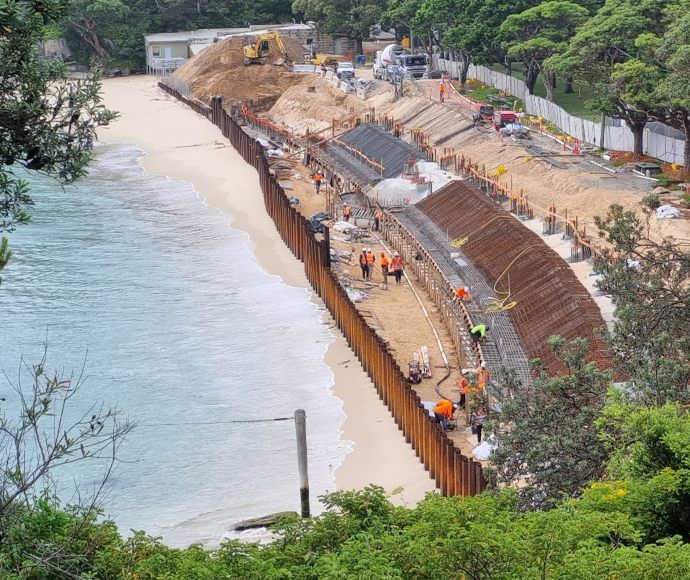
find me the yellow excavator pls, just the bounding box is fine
[243,31,289,66]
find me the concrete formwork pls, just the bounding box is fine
[416,180,610,374]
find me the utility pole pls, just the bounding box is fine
[599,112,606,150]
[294,409,310,518]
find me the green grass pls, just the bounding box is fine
[487,64,599,121]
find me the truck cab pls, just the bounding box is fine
[336,62,355,80]
[397,53,429,79]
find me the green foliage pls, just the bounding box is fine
[594,204,690,404]
[0,0,117,278]
[292,0,385,53]
[501,1,589,100]
[490,336,612,506]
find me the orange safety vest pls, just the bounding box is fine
[380,255,390,267]
[440,83,446,93]
[343,206,351,216]
[359,253,368,266]
[456,287,470,300]
[391,255,403,270]
[433,399,454,420]
[458,376,470,395]
[477,367,490,389]
[375,209,384,220]
[366,252,375,264]
[314,172,323,182]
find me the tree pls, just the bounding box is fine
[545,0,670,154]
[292,0,386,54]
[594,204,690,404]
[490,336,612,507]
[64,0,129,68]
[500,1,589,100]
[0,348,133,577]
[644,0,690,169]
[0,0,116,278]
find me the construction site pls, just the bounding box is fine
[163,34,690,479]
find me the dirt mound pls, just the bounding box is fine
[173,35,305,108]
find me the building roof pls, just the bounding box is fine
[144,28,249,44]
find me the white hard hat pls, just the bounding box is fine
[464,286,469,292]
[394,251,400,256]
[480,362,486,368]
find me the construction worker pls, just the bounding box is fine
[476,362,491,390]
[358,248,369,279]
[458,375,471,409]
[439,81,446,103]
[380,251,390,288]
[470,406,488,443]
[391,252,404,284]
[433,399,457,431]
[366,249,375,279]
[374,207,384,231]
[343,204,351,222]
[320,62,326,77]
[470,323,488,343]
[313,170,324,193]
[455,286,473,302]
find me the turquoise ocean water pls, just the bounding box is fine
[0,143,347,546]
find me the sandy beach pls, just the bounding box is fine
[99,75,435,515]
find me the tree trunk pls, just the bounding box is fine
[683,115,690,171]
[70,16,108,67]
[525,62,539,94]
[625,119,645,156]
[543,71,555,102]
[459,53,471,90]
[564,76,574,94]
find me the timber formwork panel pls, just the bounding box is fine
[416,181,610,374]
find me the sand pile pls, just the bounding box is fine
[173,35,305,107]
[268,76,394,135]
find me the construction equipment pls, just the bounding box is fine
[494,110,518,130]
[408,360,422,384]
[243,31,288,66]
[420,346,432,379]
[310,53,343,70]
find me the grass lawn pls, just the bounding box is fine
[487,64,600,121]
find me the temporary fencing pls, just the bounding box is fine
[433,56,686,165]
[158,82,485,496]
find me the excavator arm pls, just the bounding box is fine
[243,31,289,66]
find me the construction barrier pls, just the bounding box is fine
[158,82,485,497]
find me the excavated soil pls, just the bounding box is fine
[173,35,305,108]
[266,78,690,244]
[268,76,393,135]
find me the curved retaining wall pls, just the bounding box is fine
[158,83,485,497]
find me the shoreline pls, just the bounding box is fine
[99,76,434,524]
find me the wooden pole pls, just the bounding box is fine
[295,409,310,518]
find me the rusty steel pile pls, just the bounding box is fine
[416,181,610,374]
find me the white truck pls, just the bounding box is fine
[374,44,429,82]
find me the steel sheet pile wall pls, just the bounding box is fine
[416,181,610,374]
[158,83,485,496]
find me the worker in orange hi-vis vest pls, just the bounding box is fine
[374,207,384,231]
[458,375,471,409]
[380,252,390,288]
[439,81,446,103]
[313,170,324,193]
[366,249,375,280]
[455,286,473,302]
[476,362,491,390]
[433,399,457,431]
[343,204,351,222]
[390,252,404,284]
[358,248,369,280]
